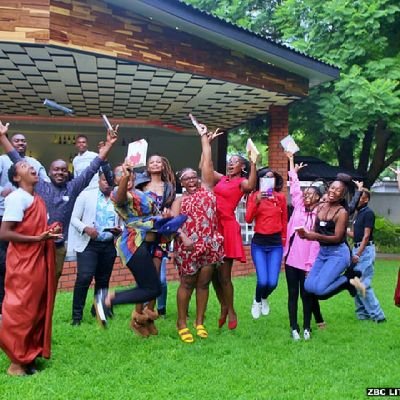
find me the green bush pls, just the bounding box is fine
[374,215,400,253]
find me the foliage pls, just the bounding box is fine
[272,0,400,186]
[1,263,399,399]
[374,215,400,253]
[185,0,400,186]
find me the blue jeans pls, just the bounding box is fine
[305,244,350,296]
[157,256,168,312]
[251,242,283,302]
[352,245,385,321]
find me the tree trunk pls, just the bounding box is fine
[337,136,355,171]
[357,125,374,175]
[364,121,391,188]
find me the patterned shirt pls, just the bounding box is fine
[111,188,157,265]
[95,191,116,242]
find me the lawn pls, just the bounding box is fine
[0,260,399,400]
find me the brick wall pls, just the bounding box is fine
[268,105,289,193]
[58,245,255,291]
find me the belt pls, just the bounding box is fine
[354,241,374,248]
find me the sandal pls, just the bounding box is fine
[196,324,208,338]
[178,327,194,343]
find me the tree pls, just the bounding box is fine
[273,0,400,187]
[186,0,400,187]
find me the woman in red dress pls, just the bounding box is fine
[171,128,224,343]
[197,126,257,330]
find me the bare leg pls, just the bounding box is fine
[212,267,227,323]
[218,259,237,325]
[177,275,196,330]
[195,265,213,326]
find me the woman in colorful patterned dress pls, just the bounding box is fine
[196,123,257,330]
[94,164,189,337]
[171,128,224,343]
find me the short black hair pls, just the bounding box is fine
[76,134,88,141]
[8,164,19,188]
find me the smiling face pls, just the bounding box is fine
[147,155,163,175]
[326,180,345,203]
[49,160,69,187]
[11,161,38,187]
[303,187,321,207]
[75,136,88,154]
[180,169,199,194]
[11,134,27,155]
[227,155,244,177]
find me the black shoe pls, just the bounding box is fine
[25,361,38,375]
[71,319,81,326]
[157,307,166,318]
[374,318,387,324]
[90,304,96,318]
[344,266,362,279]
[93,289,109,328]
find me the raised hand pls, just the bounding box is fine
[294,162,307,174]
[0,121,9,137]
[207,128,224,143]
[389,166,400,176]
[352,180,364,191]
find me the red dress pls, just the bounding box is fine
[174,188,224,276]
[214,176,246,262]
[0,195,56,364]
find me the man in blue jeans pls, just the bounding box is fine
[348,188,385,323]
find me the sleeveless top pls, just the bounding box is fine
[315,206,345,246]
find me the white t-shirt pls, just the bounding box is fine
[3,188,34,222]
[73,150,99,188]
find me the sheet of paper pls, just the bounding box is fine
[126,139,148,168]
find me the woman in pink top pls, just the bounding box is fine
[283,152,324,341]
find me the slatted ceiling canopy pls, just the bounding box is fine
[0,43,299,133]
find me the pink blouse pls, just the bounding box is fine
[283,170,320,272]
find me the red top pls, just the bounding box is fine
[245,191,288,246]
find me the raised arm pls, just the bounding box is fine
[0,121,22,163]
[113,165,132,206]
[286,152,307,209]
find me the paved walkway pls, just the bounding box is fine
[376,253,400,260]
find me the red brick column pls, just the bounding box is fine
[268,105,289,192]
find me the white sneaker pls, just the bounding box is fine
[261,298,270,316]
[291,329,301,341]
[303,329,311,341]
[251,300,262,319]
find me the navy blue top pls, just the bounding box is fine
[353,205,374,243]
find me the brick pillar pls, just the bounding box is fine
[268,105,288,192]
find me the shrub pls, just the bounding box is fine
[374,215,400,253]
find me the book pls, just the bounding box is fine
[260,177,275,195]
[246,138,260,163]
[126,139,148,168]
[280,135,300,154]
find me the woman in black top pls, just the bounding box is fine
[297,175,366,302]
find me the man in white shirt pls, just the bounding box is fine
[69,171,120,325]
[73,134,99,188]
[0,133,49,314]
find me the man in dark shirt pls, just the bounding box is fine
[348,188,385,322]
[0,120,117,283]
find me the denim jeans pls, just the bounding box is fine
[251,242,283,302]
[352,245,385,321]
[305,243,350,296]
[157,256,168,311]
[72,240,116,321]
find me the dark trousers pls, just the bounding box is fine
[72,240,116,321]
[112,242,162,306]
[285,264,324,331]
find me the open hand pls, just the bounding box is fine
[207,128,224,142]
[294,162,307,174]
[0,121,9,137]
[38,230,63,241]
[352,180,363,191]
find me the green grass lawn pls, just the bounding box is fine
[1,260,399,400]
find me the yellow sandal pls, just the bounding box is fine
[178,328,194,343]
[196,324,208,338]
